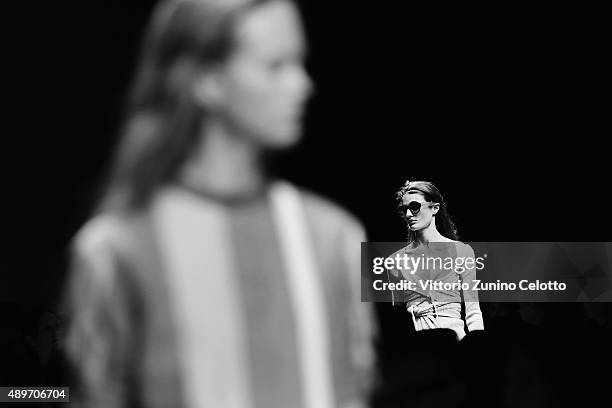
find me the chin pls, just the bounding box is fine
[261,126,303,149]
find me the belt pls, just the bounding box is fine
[407,299,440,329]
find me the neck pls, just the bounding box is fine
[413,221,446,245]
[179,119,266,197]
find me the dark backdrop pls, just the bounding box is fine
[4,0,608,307]
[3,1,610,403]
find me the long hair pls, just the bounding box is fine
[396,180,459,243]
[98,0,269,213]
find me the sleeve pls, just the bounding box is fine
[342,218,379,403]
[459,243,485,333]
[62,218,137,408]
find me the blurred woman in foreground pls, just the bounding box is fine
[63,1,376,407]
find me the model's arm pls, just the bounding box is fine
[62,217,135,408]
[460,243,485,332]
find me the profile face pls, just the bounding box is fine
[213,0,312,148]
[400,192,438,232]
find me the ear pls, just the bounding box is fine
[431,203,440,216]
[192,66,226,110]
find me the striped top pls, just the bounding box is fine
[63,181,377,408]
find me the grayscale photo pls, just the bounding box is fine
[2,1,610,407]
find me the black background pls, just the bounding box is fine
[4,0,609,307]
[2,0,611,404]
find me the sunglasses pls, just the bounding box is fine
[398,201,437,216]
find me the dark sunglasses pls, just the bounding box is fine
[398,201,436,216]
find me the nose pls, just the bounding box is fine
[288,63,314,101]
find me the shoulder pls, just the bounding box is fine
[69,211,154,290]
[454,241,475,257]
[73,214,123,257]
[433,239,474,257]
[72,211,146,260]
